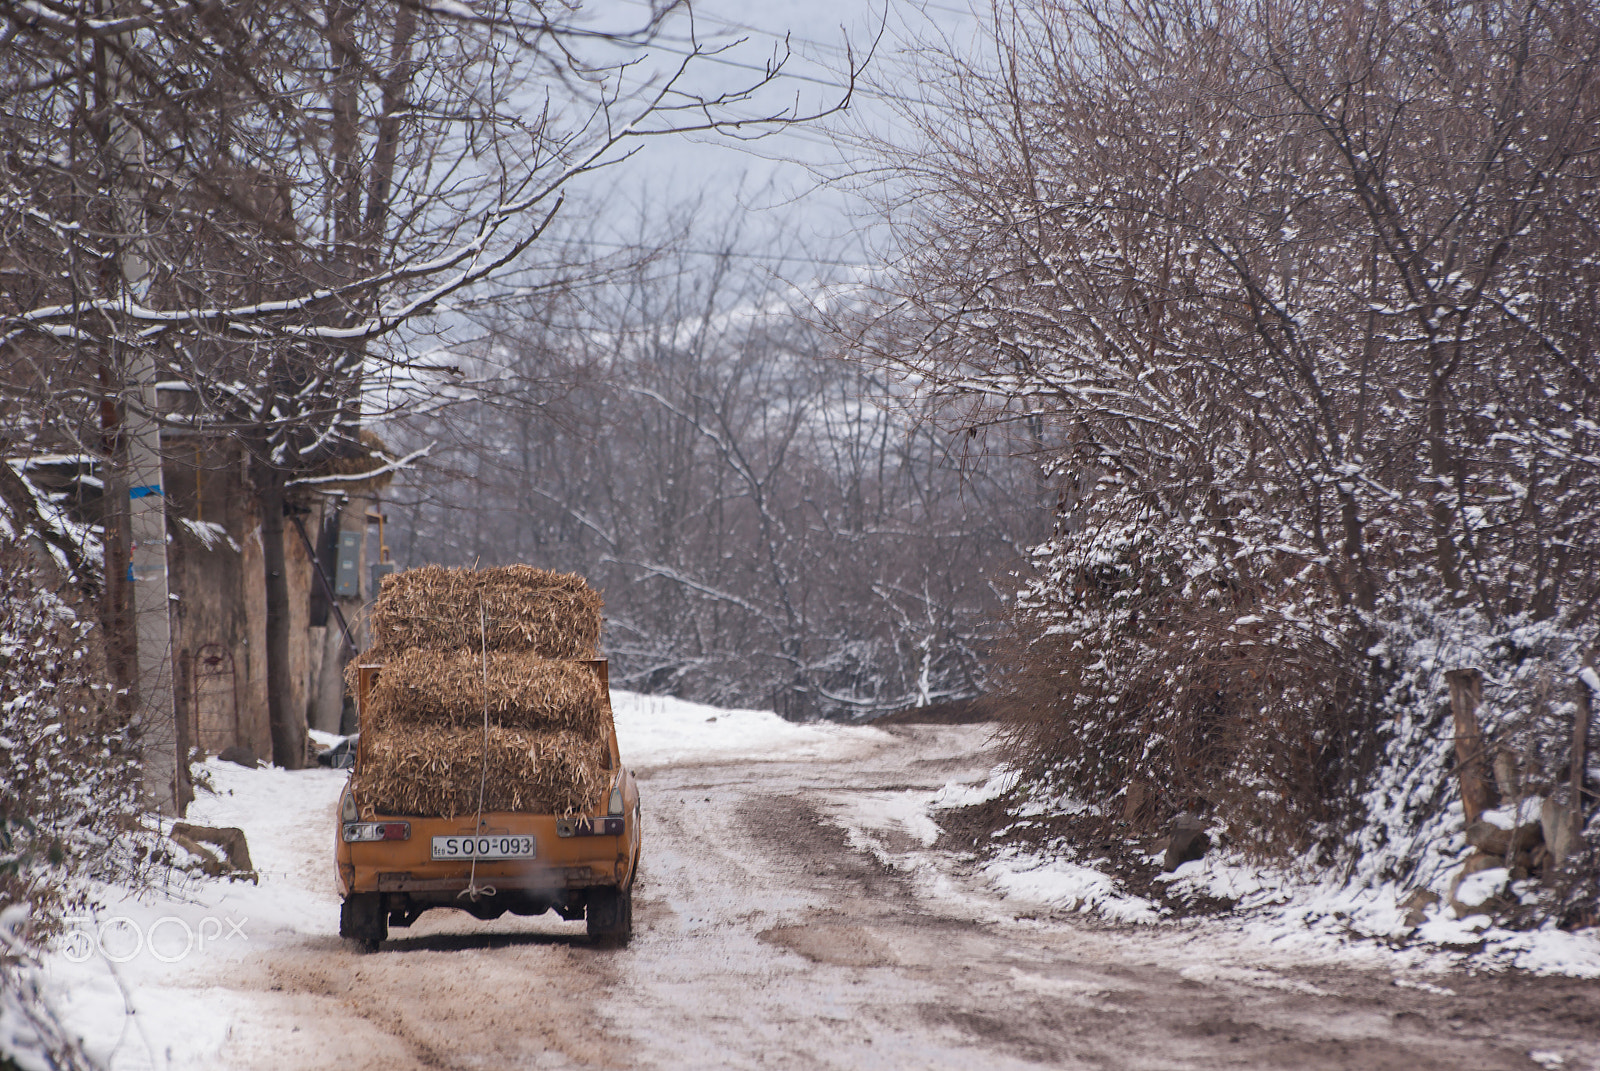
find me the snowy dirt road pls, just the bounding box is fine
[181,723,1599,1071]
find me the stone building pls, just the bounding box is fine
[8,398,394,764]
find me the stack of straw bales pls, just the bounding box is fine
[353,565,610,818]
[365,564,602,660]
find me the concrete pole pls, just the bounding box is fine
[127,368,179,815]
[106,44,180,815]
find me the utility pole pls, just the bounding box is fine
[105,37,181,815]
[125,365,179,814]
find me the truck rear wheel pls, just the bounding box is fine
[340,893,387,948]
[586,885,632,946]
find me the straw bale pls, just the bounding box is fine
[367,564,602,659]
[357,725,610,818]
[363,650,608,735]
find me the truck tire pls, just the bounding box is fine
[340,893,387,948]
[586,885,632,946]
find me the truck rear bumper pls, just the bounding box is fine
[374,867,617,893]
[334,807,638,898]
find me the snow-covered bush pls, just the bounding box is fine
[861,0,1600,900]
[1001,511,1600,916]
[864,2,1600,922]
[998,484,1368,856]
[0,543,146,950]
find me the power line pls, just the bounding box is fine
[599,0,975,113]
[613,0,985,59]
[636,36,972,115]
[609,0,861,60]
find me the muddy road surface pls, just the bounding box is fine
[217,726,1599,1070]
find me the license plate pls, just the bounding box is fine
[430,834,536,861]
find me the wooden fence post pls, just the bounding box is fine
[1447,668,1492,825]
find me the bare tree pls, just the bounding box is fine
[0,0,858,781]
[391,243,1041,718]
[846,0,1600,851]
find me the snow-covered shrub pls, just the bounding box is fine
[855,0,1600,900]
[998,484,1370,857]
[1002,517,1600,920]
[0,914,97,1071]
[0,543,146,950]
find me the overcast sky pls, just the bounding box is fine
[565,0,984,276]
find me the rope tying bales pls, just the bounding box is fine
[461,597,495,901]
[351,564,611,823]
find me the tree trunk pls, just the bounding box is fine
[1339,489,1375,612]
[174,646,195,812]
[1575,656,1595,829]
[98,392,136,715]
[1427,369,1462,599]
[256,463,307,768]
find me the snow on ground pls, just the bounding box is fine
[822,760,1600,980]
[28,693,881,1069]
[821,758,1164,927]
[39,757,349,1070]
[1157,854,1600,977]
[982,850,1162,924]
[20,700,1600,1070]
[610,689,882,767]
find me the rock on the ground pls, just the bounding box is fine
[217,745,261,768]
[171,822,255,875]
[1162,814,1210,873]
[1399,887,1440,927]
[169,831,225,877]
[1541,797,1579,865]
[1465,819,1542,857]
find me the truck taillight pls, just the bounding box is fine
[556,817,625,837]
[340,789,358,823]
[343,821,410,843]
[608,787,624,816]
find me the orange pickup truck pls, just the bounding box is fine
[335,661,641,948]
